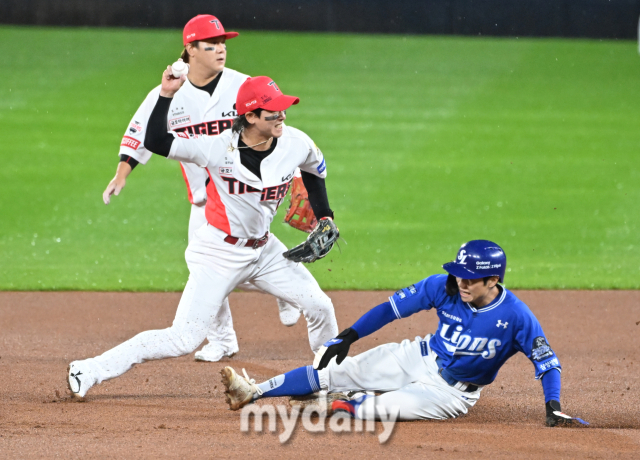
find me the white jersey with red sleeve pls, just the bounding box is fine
[118,67,249,205]
[167,125,327,239]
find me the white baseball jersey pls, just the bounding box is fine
[168,126,327,238]
[119,67,249,205]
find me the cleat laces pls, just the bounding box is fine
[242,368,263,396]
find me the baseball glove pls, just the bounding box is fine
[284,176,317,233]
[282,217,339,263]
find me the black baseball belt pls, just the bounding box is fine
[435,356,481,393]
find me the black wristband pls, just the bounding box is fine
[119,154,139,170]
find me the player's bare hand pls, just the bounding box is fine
[160,66,187,98]
[103,176,127,204]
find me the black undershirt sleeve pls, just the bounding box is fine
[118,154,139,170]
[300,171,333,220]
[144,96,174,157]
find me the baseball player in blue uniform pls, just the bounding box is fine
[221,240,587,426]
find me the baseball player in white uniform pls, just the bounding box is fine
[102,15,301,363]
[67,71,340,400]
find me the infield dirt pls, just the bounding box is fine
[1,290,639,459]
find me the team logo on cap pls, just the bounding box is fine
[458,250,468,264]
[210,19,220,29]
[268,81,280,91]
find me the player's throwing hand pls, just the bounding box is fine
[160,66,188,98]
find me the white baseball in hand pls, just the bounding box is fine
[171,59,189,78]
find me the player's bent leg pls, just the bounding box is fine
[353,381,476,421]
[319,337,430,394]
[221,364,320,410]
[189,203,243,361]
[236,281,302,327]
[196,297,239,362]
[68,265,234,399]
[249,235,338,351]
[276,297,301,327]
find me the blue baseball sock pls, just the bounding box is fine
[257,365,321,398]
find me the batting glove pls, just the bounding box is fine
[545,400,589,427]
[313,328,359,370]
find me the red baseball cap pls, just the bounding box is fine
[183,15,239,45]
[236,77,300,115]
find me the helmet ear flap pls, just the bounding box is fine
[445,274,459,297]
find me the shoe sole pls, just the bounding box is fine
[66,365,86,402]
[220,367,251,411]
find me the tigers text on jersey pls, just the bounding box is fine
[389,274,561,386]
[118,68,249,205]
[168,125,327,239]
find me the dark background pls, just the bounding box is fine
[1,0,639,39]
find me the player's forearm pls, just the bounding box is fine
[541,368,561,403]
[350,301,399,339]
[144,95,174,157]
[114,159,133,180]
[300,171,333,219]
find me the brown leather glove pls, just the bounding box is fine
[284,176,317,233]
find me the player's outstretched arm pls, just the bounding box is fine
[540,367,588,426]
[313,328,359,370]
[313,300,400,370]
[103,161,133,204]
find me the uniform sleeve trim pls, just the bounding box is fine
[388,297,402,320]
[535,367,562,380]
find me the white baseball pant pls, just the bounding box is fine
[188,203,238,352]
[83,223,338,385]
[318,336,482,420]
[188,203,298,352]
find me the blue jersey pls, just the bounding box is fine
[388,274,561,386]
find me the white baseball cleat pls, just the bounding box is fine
[67,361,94,401]
[194,343,239,362]
[220,366,263,411]
[277,298,301,327]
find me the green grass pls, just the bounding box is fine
[0,26,639,290]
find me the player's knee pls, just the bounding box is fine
[317,293,334,312]
[304,294,334,320]
[167,325,207,354]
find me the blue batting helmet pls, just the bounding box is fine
[442,240,507,283]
